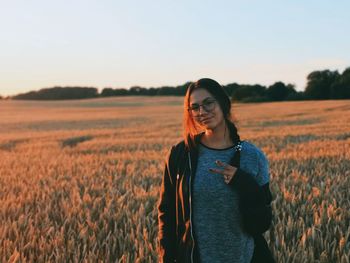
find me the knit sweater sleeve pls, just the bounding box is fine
[228,149,273,235]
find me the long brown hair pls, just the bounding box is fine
[183,78,241,149]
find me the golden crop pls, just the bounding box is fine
[0,97,349,262]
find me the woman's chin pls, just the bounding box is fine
[201,123,215,130]
[197,119,216,129]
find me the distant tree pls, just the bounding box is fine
[129,86,146,95]
[223,83,240,97]
[101,87,129,97]
[113,88,129,96]
[232,84,267,101]
[157,86,176,95]
[101,88,115,97]
[13,91,39,100]
[285,91,305,101]
[12,87,98,100]
[144,87,157,96]
[304,70,340,100]
[174,82,191,96]
[330,67,350,99]
[267,82,297,101]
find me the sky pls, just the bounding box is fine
[0,0,349,96]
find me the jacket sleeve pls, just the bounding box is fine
[157,146,177,263]
[228,150,273,235]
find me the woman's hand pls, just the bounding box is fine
[209,160,238,184]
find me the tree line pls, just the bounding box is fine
[2,67,349,102]
[8,87,98,100]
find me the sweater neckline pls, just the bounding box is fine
[199,141,243,151]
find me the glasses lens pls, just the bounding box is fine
[202,100,215,112]
[189,100,215,116]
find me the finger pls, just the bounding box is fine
[224,173,231,182]
[219,162,237,173]
[223,172,234,183]
[222,165,233,173]
[221,170,234,177]
[215,160,227,167]
[209,168,224,175]
[217,165,233,177]
[210,168,232,178]
[216,160,235,172]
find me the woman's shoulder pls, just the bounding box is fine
[241,140,270,185]
[241,140,267,160]
[172,139,186,153]
[241,140,260,153]
[164,139,186,160]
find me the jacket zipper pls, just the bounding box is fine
[187,151,195,263]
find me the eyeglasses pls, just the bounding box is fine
[188,99,216,116]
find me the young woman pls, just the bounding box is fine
[157,78,274,263]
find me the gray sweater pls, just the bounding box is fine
[192,140,270,263]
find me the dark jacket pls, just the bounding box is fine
[157,134,273,263]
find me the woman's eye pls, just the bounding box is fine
[191,106,199,111]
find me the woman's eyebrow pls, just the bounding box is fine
[190,97,213,105]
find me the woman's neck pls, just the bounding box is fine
[201,123,233,148]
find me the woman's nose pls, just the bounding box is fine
[198,106,208,115]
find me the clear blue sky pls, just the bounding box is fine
[1,0,349,96]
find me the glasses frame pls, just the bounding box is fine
[188,98,216,116]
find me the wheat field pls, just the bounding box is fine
[0,97,349,262]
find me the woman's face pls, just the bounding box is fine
[189,88,225,131]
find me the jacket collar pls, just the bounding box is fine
[186,132,205,154]
[185,132,205,178]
